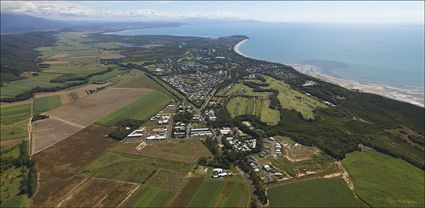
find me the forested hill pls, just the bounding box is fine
[0,32,56,82]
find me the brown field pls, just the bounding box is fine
[0,137,26,150]
[113,139,213,164]
[57,178,138,208]
[168,176,205,207]
[32,124,117,207]
[32,88,150,153]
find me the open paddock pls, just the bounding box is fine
[113,138,213,163]
[32,87,150,153]
[56,178,138,208]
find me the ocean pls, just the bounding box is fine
[107,22,425,106]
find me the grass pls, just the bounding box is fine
[268,178,365,207]
[34,95,62,113]
[0,104,31,140]
[1,72,64,98]
[272,153,337,177]
[227,97,280,125]
[79,151,192,183]
[265,76,326,120]
[343,150,425,207]
[0,195,28,208]
[96,91,171,126]
[187,169,251,207]
[117,70,179,100]
[88,68,127,83]
[124,186,175,208]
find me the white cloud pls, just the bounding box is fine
[0,1,243,20]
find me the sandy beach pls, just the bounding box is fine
[234,40,424,108]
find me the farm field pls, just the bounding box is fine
[0,103,31,141]
[113,139,213,163]
[343,150,425,207]
[32,124,116,207]
[116,70,182,100]
[33,95,62,113]
[79,151,192,183]
[96,91,171,126]
[268,178,365,207]
[56,178,138,208]
[32,87,150,153]
[187,169,251,208]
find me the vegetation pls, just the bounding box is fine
[268,178,365,207]
[343,151,425,207]
[97,91,171,126]
[0,103,31,141]
[33,95,62,113]
[0,141,36,207]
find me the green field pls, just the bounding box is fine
[272,153,338,177]
[125,186,174,208]
[80,151,192,183]
[268,178,365,207]
[343,150,425,207]
[265,76,326,120]
[222,83,271,97]
[116,70,181,100]
[34,95,62,113]
[96,91,171,126]
[0,104,31,140]
[227,97,280,125]
[187,169,251,207]
[88,68,127,83]
[1,72,65,98]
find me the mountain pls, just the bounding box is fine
[1,13,68,33]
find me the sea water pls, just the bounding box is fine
[107,22,424,103]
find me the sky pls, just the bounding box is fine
[1,1,424,24]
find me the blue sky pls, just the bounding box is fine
[1,1,424,24]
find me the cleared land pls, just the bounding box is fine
[80,151,192,183]
[343,150,425,207]
[56,178,137,208]
[33,95,62,113]
[0,103,31,141]
[32,124,116,207]
[113,139,213,163]
[268,178,365,207]
[97,91,171,126]
[32,87,150,153]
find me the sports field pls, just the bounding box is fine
[268,178,365,207]
[343,150,425,207]
[34,95,62,113]
[97,91,171,126]
[0,103,31,141]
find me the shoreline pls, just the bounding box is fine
[233,39,424,108]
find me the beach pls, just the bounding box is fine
[234,39,424,108]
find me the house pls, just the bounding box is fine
[263,165,272,172]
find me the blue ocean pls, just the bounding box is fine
[108,22,424,95]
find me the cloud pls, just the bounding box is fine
[0,1,243,20]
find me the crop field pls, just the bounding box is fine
[265,76,326,120]
[33,95,62,113]
[97,91,171,126]
[32,88,150,153]
[56,178,137,208]
[113,139,213,163]
[343,150,425,207]
[0,103,31,141]
[80,151,192,183]
[268,178,365,207]
[116,70,181,100]
[124,169,187,207]
[32,124,116,207]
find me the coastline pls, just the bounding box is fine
[233,39,424,108]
